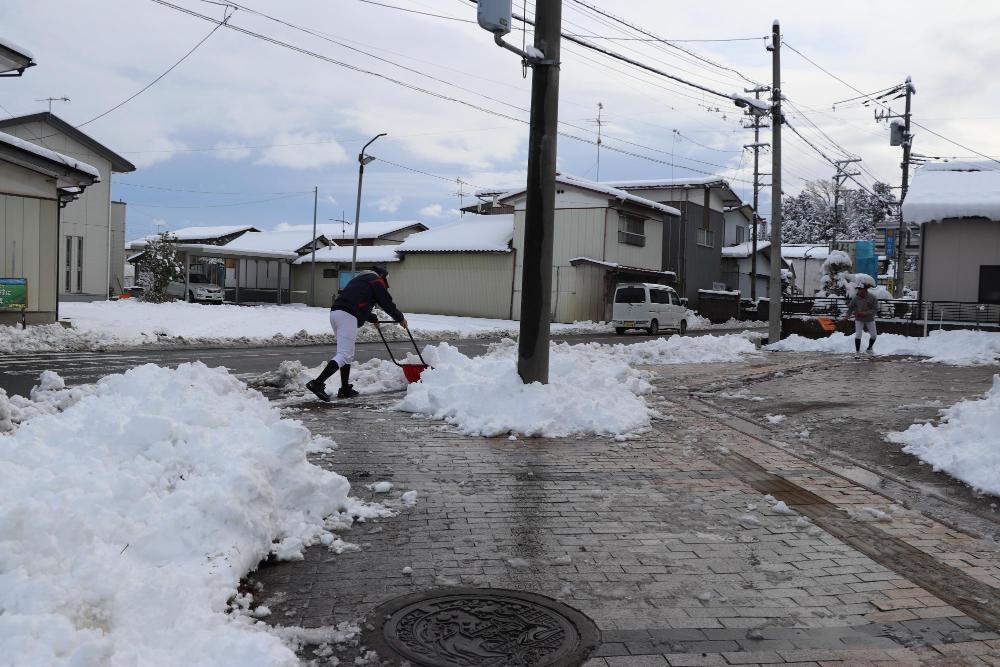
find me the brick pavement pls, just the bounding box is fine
[252,354,1000,666]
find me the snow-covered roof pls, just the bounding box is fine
[224,230,327,254]
[397,215,513,253]
[781,244,830,260]
[0,130,100,179]
[293,245,401,265]
[0,37,34,62]
[569,257,677,280]
[902,161,1000,225]
[0,37,35,72]
[128,225,259,246]
[498,174,680,217]
[722,241,771,258]
[276,220,427,240]
[601,176,728,190]
[147,243,298,260]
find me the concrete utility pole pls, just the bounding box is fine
[767,20,783,345]
[894,78,915,297]
[309,186,318,306]
[831,158,861,247]
[516,1,562,384]
[351,133,386,275]
[743,85,771,302]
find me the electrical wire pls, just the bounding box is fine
[114,181,311,195]
[355,0,475,23]
[129,192,309,208]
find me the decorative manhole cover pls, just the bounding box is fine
[362,587,601,666]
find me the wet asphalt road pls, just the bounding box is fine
[0,328,746,398]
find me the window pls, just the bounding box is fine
[64,236,72,292]
[615,287,645,304]
[696,228,715,247]
[650,289,669,304]
[735,226,746,244]
[668,292,679,306]
[189,274,210,284]
[75,237,83,293]
[322,268,337,279]
[618,214,646,247]
[979,266,1000,304]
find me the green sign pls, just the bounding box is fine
[0,278,27,311]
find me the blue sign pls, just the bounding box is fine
[884,230,896,257]
[338,271,359,290]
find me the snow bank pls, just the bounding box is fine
[768,329,1000,366]
[887,376,1000,497]
[395,335,758,437]
[4,301,611,352]
[0,363,380,665]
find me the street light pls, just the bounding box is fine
[350,133,387,275]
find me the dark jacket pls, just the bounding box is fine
[846,292,878,323]
[332,270,405,326]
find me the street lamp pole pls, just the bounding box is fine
[351,133,387,275]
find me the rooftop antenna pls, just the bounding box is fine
[452,178,468,212]
[36,96,70,113]
[586,102,605,181]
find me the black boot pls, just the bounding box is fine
[305,361,338,401]
[854,338,861,353]
[337,365,359,398]
[867,338,876,353]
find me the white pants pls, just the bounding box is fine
[329,310,358,366]
[854,320,877,339]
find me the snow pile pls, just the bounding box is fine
[11,301,613,352]
[0,371,87,433]
[395,335,758,437]
[397,340,652,437]
[887,375,1000,496]
[0,362,380,665]
[769,329,1000,366]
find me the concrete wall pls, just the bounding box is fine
[922,218,1000,302]
[3,121,115,299]
[0,189,59,325]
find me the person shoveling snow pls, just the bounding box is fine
[306,265,408,401]
[844,283,878,355]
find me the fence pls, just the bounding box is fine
[782,296,1000,328]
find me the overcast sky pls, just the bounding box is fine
[5,0,1000,240]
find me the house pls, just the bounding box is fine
[497,174,679,323]
[781,244,830,296]
[277,220,427,246]
[130,224,260,246]
[902,161,1000,304]
[0,113,136,299]
[292,245,401,307]
[720,241,793,299]
[392,215,515,319]
[602,176,744,307]
[724,204,756,246]
[0,130,100,325]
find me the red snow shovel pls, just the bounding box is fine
[817,316,837,333]
[376,321,431,383]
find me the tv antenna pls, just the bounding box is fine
[36,96,70,113]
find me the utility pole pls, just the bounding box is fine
[831,158,861,247]
[743,85,770,301]
[351,133,386,275]
[894,77,915,297]
[595,102,604,181]
[767,20,783,345]
[309,186,318,307]
[516,2,562,384]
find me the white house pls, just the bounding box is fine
[903,160,1000,304]
[782,244,830,296]
[0,130,100,324]
[0,113,136,299]
[720,241,793,299]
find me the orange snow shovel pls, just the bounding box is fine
[375,321,431,383]
[817,316,837,332]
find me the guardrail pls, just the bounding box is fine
[782,296,1000,327]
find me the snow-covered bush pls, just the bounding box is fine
[135,233,184,303]
[817,250,888,299]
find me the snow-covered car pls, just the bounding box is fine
[165,274,225,303]
[612,283,688,335]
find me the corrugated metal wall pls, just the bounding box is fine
[1,193,58,321]
[391,252,514,319]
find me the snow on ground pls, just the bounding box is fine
[887,375,1000,497]
[0,362,384,665]
[768,329,1000,365]
[0,300,615,353]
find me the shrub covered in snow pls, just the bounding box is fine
[0,363,383,665]
[134,233,184,303]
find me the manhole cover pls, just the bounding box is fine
[361,587,601,666]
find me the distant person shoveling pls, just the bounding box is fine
[306,265,408,401]
[844,284,878,356]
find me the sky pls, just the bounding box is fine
[4,0,1000,242]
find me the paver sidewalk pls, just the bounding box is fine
[254,354,1000,666]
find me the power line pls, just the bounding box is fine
[129,191,310,208]
[115,181,310,195]
[355,0,475,23]
[563,34,768,43]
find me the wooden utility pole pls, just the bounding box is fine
[743,85,770,301]
[517,1,562,384]
[894,78,915,296]
[768,20,783,345]
[831,158,861,247]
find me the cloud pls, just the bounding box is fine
[373,194,402,213]
[214,142,253,161]
[419,203,443,217]
[254,133,349,169]
[325,194,338,206]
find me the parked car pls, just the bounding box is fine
[612,283,688,335]
[166,274,224,303]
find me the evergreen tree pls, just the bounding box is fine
[781,179,895,244]
[135,233,184,303]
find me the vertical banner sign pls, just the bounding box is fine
[884,229,896,258]
[0,278,28,310]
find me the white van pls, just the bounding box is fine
[611,283,689,336]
